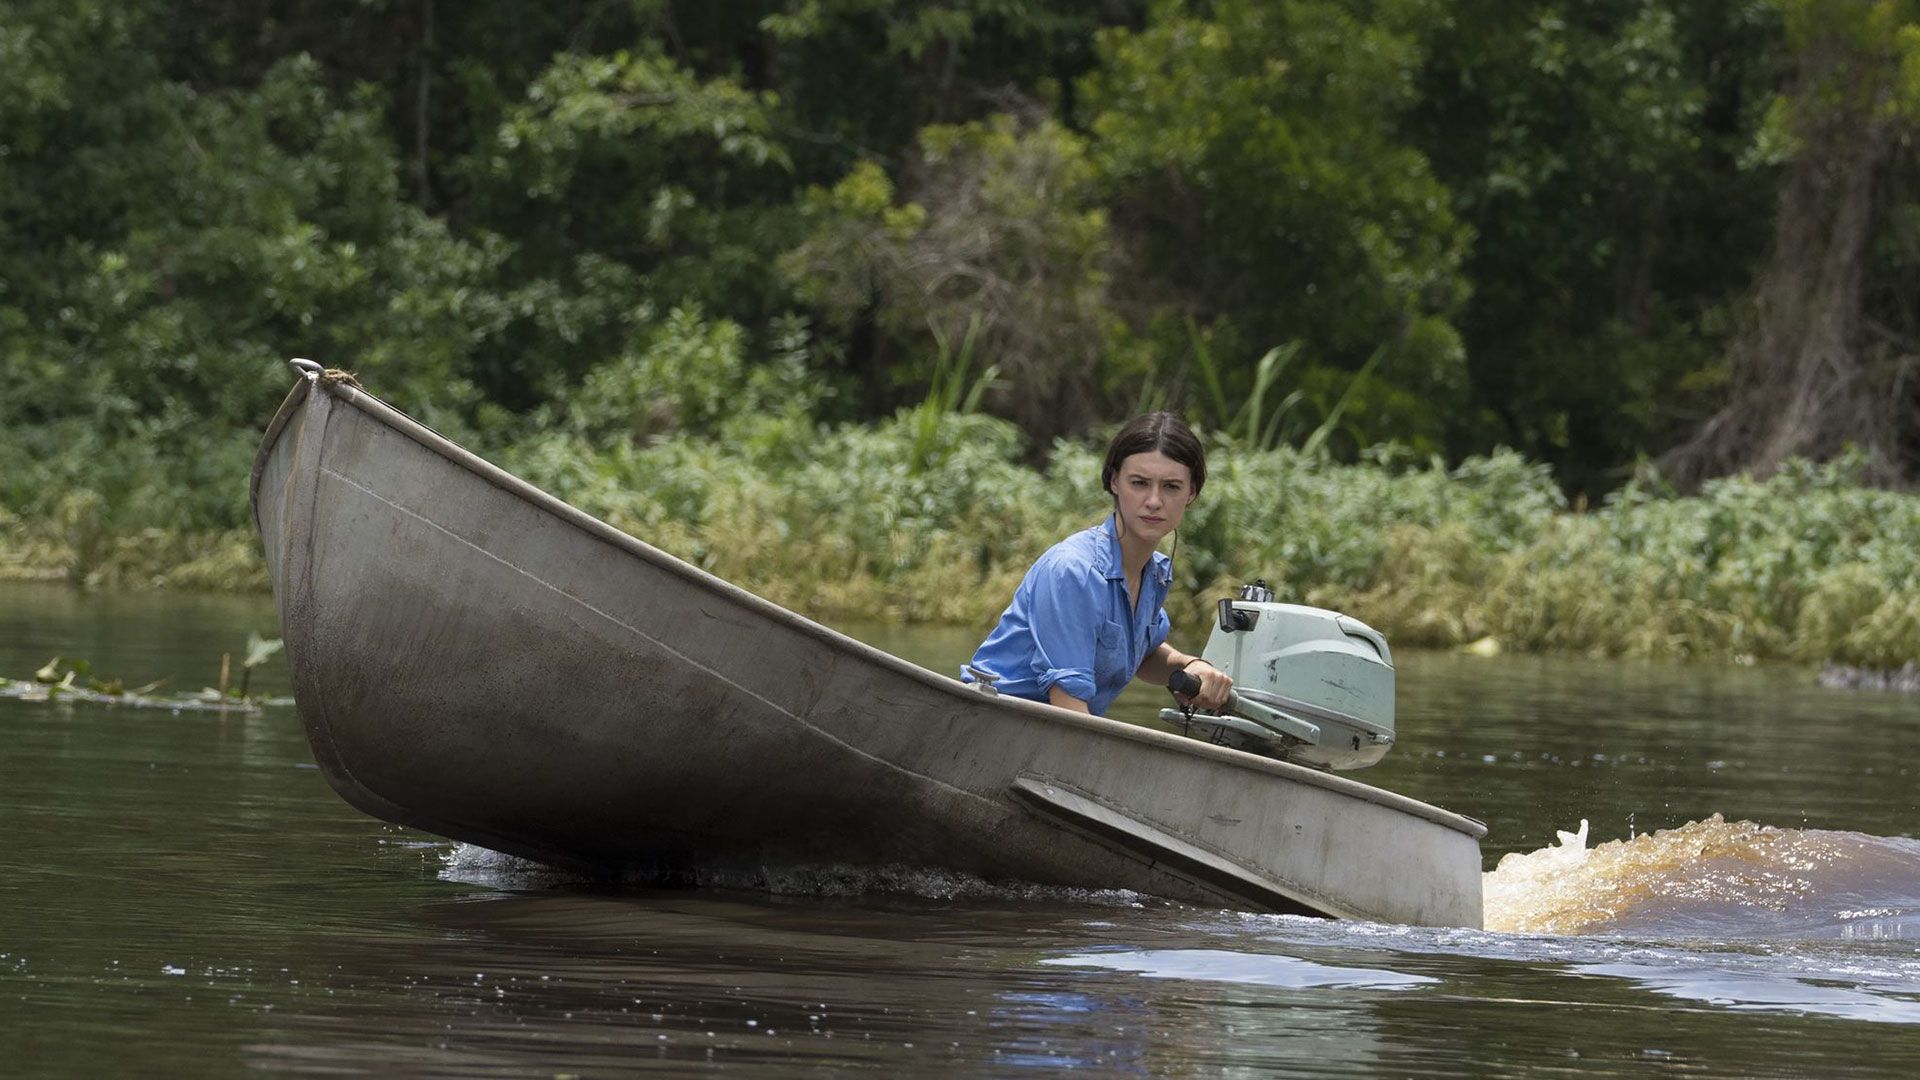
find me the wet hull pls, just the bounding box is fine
[251,371,1486,927]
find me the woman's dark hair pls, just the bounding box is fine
[1101,412,1206,497]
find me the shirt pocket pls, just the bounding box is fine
[1094,619,1130,688]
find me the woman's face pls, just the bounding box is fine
[1109,450,1196,545]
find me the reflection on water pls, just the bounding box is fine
[1042,948,1437,989]
[5,582,1920,1076]
[1572,959,1920,1026]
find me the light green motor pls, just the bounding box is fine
[1161,582,1396,770]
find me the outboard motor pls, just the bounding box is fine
[1163,581,1395,770]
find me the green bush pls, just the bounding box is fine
[481,419,1920,668]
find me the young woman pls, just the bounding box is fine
[964,412,1233,716]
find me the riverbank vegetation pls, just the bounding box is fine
[511,417,1920,670]
[5,1,1920,667]
[7,401,1917,669]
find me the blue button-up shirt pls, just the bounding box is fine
[963,515,1172,716]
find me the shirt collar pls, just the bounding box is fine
[1101,514,1174,587]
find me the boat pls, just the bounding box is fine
[251,359,1487,927]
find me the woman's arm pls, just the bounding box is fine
[1136,642,1233,710]
[1047,685,1092,714]
[1024,558,1105,708]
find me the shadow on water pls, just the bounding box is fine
[241,889,1309,1075]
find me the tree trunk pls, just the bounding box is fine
[412,0,434,208]
[1666,32,1905,487]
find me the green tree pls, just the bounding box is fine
[0,2,497,541]
[781,116,1120,439]
[456,45,800,410]
[1414,0,1779,494]
[1082,0,1472,451]
[1669,0,1920,485]
[758,0,1139,170]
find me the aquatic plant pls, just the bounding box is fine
[233,633,286,699]
[5,645,291,714]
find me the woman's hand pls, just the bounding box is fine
[1181,659,1234,712]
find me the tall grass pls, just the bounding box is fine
[910,316,998,474]
[1187,325,1380,455]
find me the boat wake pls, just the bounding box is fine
[445,814,1920,941]
[440,843,1155,908]
[1483,814,1920,939]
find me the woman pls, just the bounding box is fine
[964,412,1233,716]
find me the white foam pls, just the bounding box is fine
[439,844,595,889]
[1482,815,1920,939]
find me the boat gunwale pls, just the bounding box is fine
[249,370,1488,841]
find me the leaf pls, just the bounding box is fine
[1300,344,1387,459]
[1187,317,1230,428]
[1234,342,1303,447]
[34,657,62,684]
[243,634,285,669]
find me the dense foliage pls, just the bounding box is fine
[508,416,1920,670]
[5,0,1920,664]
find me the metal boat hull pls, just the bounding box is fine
[251,371,1486,926]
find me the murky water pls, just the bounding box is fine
[4,580,1919,1076]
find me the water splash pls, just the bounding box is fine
[440,844,594,890]
[1484,814,1920,938]
[699,862,1151,907]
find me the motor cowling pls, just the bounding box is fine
[1163,582,1396,770]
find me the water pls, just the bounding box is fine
[4,581,1919,1076]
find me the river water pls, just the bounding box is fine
[3,579,1918,1076]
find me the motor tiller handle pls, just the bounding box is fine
[1168,668,1237,712]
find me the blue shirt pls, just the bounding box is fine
[963,516,1172,716]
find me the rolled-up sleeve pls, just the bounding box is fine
[1026,557,1104,702]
